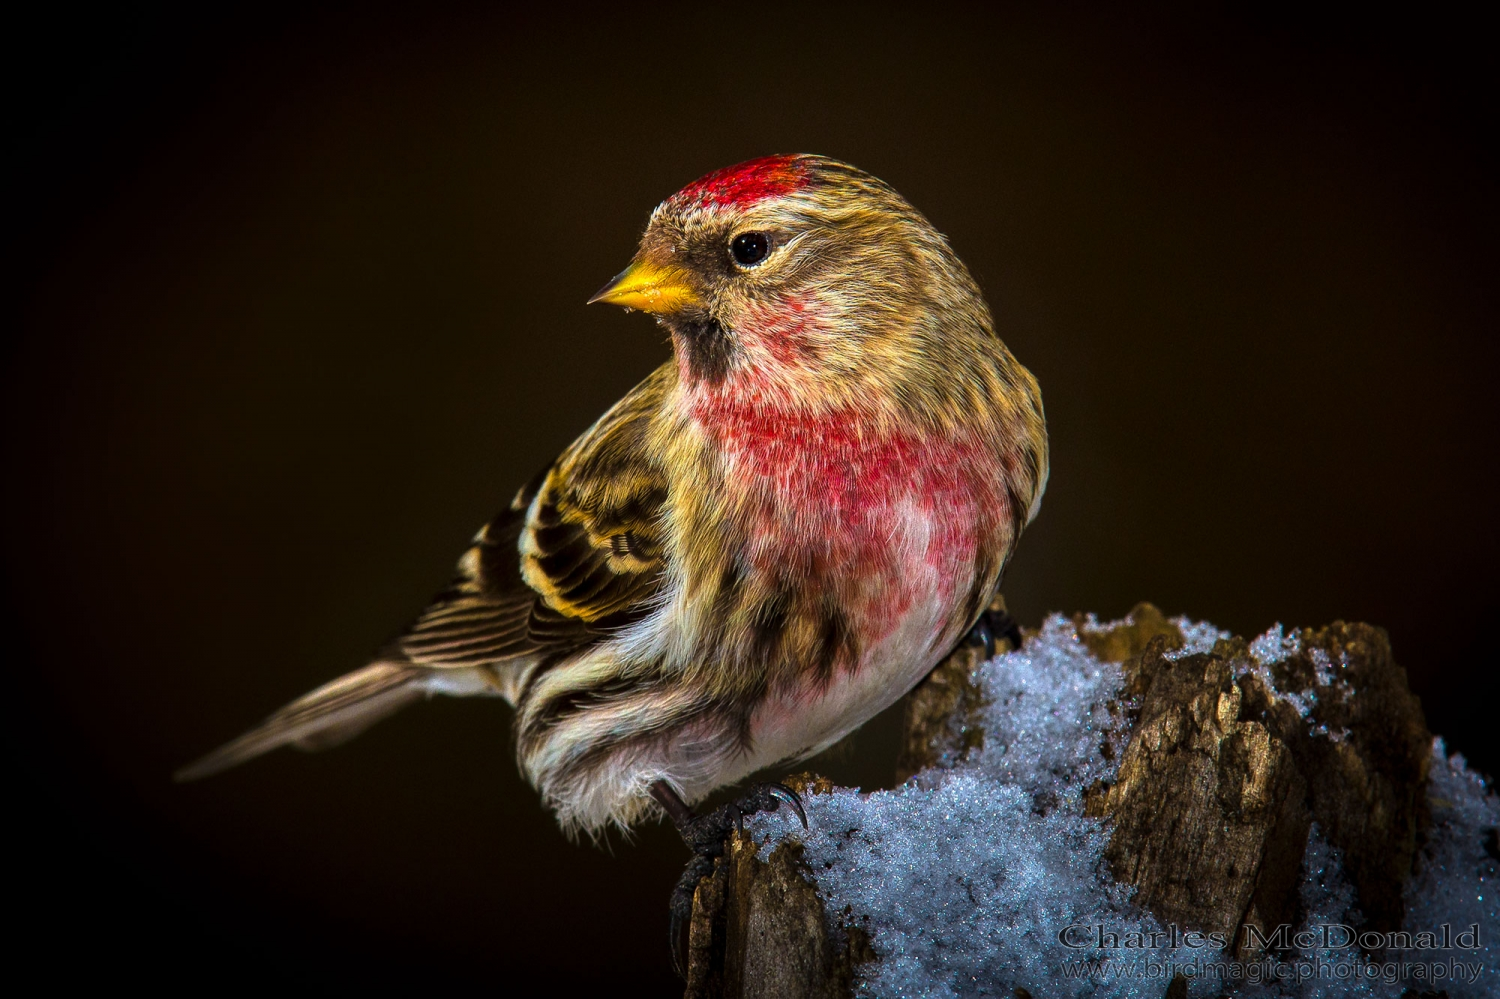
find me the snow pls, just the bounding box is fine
[1249,624,1302,666]
[1403,740,1500,997]
[751,614,1499,998]
[1241,624,1317,719]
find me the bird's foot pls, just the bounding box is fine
[652,781,808,978]
[672,781,807,853]
[965,605,1023,658]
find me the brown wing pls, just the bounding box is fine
[175,366,678,782]
[397,364,673,670]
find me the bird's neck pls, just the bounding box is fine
[680,367,892,451]
[668,292,899,406]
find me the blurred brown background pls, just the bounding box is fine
[5,4,1494,992]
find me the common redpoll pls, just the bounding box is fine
[179,154,1048,865]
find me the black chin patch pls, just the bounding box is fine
[671,315,735,385]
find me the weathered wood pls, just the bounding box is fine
[1237,622,1431,931]
[1083,634,1313,955]
[1081,612,1430,953]
[684,775,872,999]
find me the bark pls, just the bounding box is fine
[683,775,874,999]
[1081,631,1313,956]
[682,605,1432,997]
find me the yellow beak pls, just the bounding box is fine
[587,260,700,314]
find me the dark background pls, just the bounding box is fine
[5,4,1494,993]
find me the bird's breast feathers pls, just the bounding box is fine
[507,357,1019,770]
[692,391,998,615]
[606,380,1011,757]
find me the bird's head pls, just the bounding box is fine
[591,155,995,410]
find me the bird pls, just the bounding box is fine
[177,154,1048,964]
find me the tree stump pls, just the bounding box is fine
[682,605,1436,997]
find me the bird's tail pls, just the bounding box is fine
[174,662,427,782]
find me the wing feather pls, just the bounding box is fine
[177,365,679,779]
[397,365,674,671]
[174,663,426,780]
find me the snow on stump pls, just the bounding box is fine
[684,604,1498,998]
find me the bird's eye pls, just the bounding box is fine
[730,231,770,267]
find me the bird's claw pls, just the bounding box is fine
[763,782,809,828]
[966,606,1022,657]
[968,616,997,658]
[676,781,807,852]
